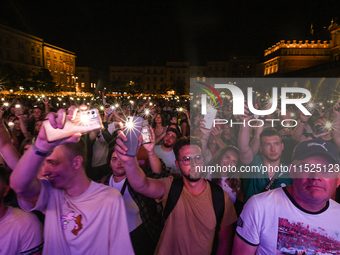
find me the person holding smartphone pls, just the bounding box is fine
[10,106,133,255]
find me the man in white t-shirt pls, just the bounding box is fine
[154,127,180,176]
[232,139,340,255]
[0,169,43,255]
[10,106,133,255]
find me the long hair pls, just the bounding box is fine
[152,113,166,129]
[208,146,241,193]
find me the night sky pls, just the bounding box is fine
[1,0,340,71]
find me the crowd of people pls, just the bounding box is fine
[1,92,340,255]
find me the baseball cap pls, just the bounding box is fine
[292,139,340,165]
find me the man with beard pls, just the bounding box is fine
[154,127,180,176]
[115,135,237,255]
[238,123,292,202]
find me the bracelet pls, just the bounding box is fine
[300,120,307,123]
[201,137,209,141]
[32,138,54,157]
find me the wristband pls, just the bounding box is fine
[201,137,209,141]
[300,120,307,123]
[32,138,54,157]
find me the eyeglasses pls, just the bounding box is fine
[165,133,176,140]
[178,155,204,166]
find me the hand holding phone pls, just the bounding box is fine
[202,106,217,129]
[43,108,103,142]
[123,116,143,156]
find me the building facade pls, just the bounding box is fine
[0,24,76,91]
[76,67,109,93]
[110,58,259,94]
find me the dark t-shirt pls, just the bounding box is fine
[242,155,293,202]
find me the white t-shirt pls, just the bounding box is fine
[154,145,180,174]
[0,207,43,255]
[19,179,133,255]
[109,176,142,232]
[220,178,236,204]
[236,187,340,255]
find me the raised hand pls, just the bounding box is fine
[35,106,81,152]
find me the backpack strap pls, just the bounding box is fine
[161,178,225,255]
[207,180,225,255]
[161,178,184,228]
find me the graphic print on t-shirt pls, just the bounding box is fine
[277,217,340,254]
[61,211,83,235]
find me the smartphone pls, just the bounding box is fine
[8,122,14,131]
[123,116,143,156]
[203,106,217,129]
[108,106,116,115]
[141,120,151,144]
[43,108,103,142]
[15,104,22,115]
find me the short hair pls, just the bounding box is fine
[173,136,202,161]
[166,127,179,140]
[62,137,87,168]
[33,107,43,113]
[260,127,282,144]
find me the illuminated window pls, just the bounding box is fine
[67,76,70,84]
[81,83,85,88]
[54,53,57,59]
[46,60,51,69]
